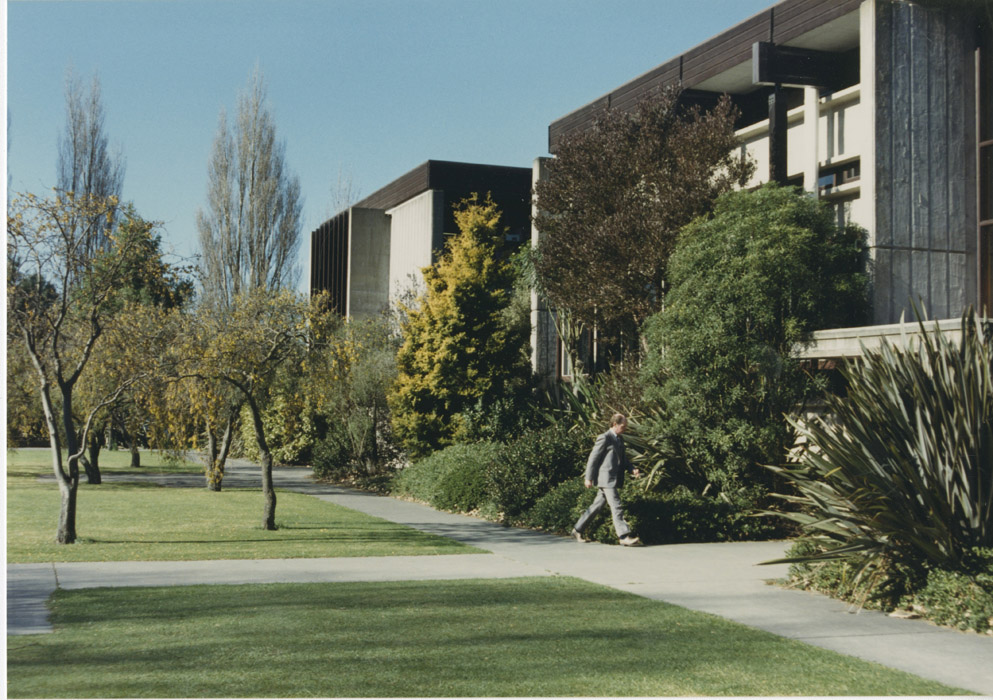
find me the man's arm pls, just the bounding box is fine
[584,432,607,486]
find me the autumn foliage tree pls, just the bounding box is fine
[77,216,192,470]
[389,194,532,459]
[533,87,753,350]
[193,67,303,488]
[173,288,308,528]
[7,192,166,543]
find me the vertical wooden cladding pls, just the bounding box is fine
[547,0,861,152]
[873,0,978,323]
[980,22,993,313]
[310,211,349,315]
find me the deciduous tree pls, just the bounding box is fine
[174,289,307,529]
[196,67,302,308]
[193,67,302,487]
[7,192,156,543]
[57,69,125,261]
[533,87,752,353]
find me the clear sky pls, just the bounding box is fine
[6,0,774,287]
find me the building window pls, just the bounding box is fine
[980,24,993,314]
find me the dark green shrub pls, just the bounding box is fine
[433,450,497,513]
[904,549,993,634]
[768,309,993,600]
[393,442,503,514]
[785,542,993,632]
[640,184,869,498]
[522,481,782,544]
[521,479,593,533]
[488,423,588,521]
[310,423,353,481]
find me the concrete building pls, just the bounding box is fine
[534,0,991,381]
[310,160,532,318]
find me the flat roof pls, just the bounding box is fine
[349,160,532,214]
[549,0,861,152]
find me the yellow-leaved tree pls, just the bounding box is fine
[388,194,531,459]
[172,288,308,529]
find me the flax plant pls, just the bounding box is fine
[766,308,993,594]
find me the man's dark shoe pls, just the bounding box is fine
[570,529,586,543]
[619,535,642,547]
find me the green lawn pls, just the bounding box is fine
[6,447,203,479]
[7,449,480,562]
[6,577,968,698]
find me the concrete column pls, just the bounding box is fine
[804,86,821,195]
[860,0,877,250]
[530,157,557,386]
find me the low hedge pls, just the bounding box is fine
[902,548,993,634]
[392,442,503,513]
[521,482,780,545]
[487,423,588,520]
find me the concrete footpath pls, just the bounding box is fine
[8,462,993,695]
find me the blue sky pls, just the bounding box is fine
[6,0,773,286]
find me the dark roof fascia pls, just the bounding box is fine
[316,160,532,228]
[548,0,862,152]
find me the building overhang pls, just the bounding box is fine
[548,0,861,153]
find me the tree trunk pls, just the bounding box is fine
[62,385,100,485]
[38,380,78,544]
[205,415,234,492]
[88,430,103,473]
[246,395,277,530]
[130,442,141,468]
[58,456,81,544]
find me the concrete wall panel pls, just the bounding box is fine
[388,189,443,304]
[346,207,391,318]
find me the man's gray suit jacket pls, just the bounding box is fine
[584,429,631,489]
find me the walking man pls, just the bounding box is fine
[571,413,641,546]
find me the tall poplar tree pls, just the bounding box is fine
[55,70,127,483]
[194,67,302,488]
[57,70,125,258]
[196,67,302,309]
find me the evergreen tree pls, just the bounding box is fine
[389,194,531,458]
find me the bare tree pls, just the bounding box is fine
[196,67,302,310]
[324,166,361,219]
[50,70,127,482]
[57,70,125,255]
[194,67,302,487]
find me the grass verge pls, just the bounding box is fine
[7,451,480,562]
[6,577,968,698]
[6,447,203,479]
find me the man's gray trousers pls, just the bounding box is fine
[574,487,632,538]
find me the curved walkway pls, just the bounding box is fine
[8,461,993,695]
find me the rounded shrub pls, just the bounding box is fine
[488,423,588,521]
[521,479,593,533]
[393,442,504,513]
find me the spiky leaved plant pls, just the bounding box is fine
[766,307,992,597]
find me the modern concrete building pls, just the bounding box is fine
[310,160,532,318]
[534,0,991,381]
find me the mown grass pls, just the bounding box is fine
[6,577,968,698]
[6,447,203,479]
[7,449,480,562]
